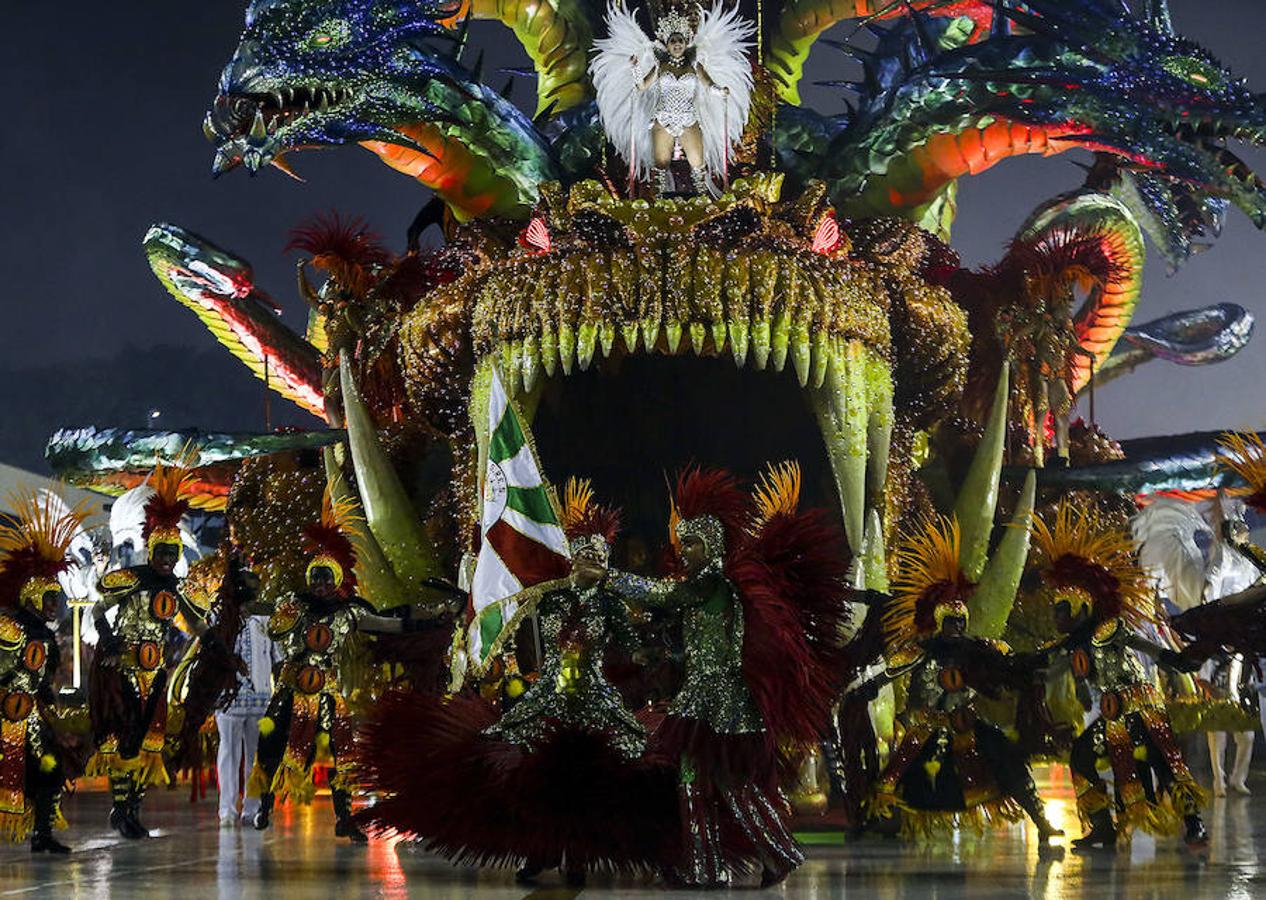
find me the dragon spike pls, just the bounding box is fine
[954,366,1010,582]
[902,1,937,61]
[991,0,1013,37]
[500,77,515,100]
[969,468,1036,639]
[470,49,485,83]
[323,447,406,608]
[337,351,443,589]
[1146,0,1175,34]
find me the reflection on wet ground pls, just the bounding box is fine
[0,767,1262,898]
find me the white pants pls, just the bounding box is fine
[216,712,262,820]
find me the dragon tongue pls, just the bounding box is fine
[270,154,305,182]
[249,108,267,141]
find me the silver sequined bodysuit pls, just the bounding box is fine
[654,70,699,136]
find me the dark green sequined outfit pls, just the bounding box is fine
[486,585,645,759]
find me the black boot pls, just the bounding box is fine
[1184,814,1208,847]
[30,789,70,855]
[1071,808,1116,850]
[108,777,142,839]
[332,789,367,843]
[126,787,151,839]
[1018,787,1064,841]
[253,792,274,831]
[514,864,544,885]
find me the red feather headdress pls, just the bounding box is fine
[143,459,193,554]
[670,466,749,564]
[0,491,88,610]
[885,516,974,649]
[1030,500,1156,629]
[287,211,390,300]
[560,478,621,558]
[303,490,360,595]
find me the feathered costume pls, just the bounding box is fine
[88,459,222,839]
[864,517,1055,840]
[247,491,375,840]
[1032,501,1206,847]
[356,479,677,876]
[0,492,87,851]
[1169,433,1266,660]
[591,1,754,190]
[608,463,852,887]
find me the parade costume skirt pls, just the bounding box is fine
[869,712,1025,839]
[87,662,171,789]
[0,713,67,842]
[1071,685,1206,836]
[246,685,355,806]
[355,691,677,872]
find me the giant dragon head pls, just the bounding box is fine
[207,0,555,218]
[803,0,1266,268]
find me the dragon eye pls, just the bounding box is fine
[305,18,352,51]
[1163,56,1225,91]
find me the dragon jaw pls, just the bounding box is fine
[809,2,1266,266]
[207,0,556,219]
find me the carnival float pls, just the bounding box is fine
[22,0,1266,879]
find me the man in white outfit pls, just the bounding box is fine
[216,613,278,825]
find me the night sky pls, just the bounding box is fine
[4,3,1266,472]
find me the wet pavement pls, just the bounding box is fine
[1,766,1263,898]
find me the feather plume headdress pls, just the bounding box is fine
[303,489,361,594]
[143,458,195,554]
[0,491,89,611]
[1217,431,1266,512]
[1030,500,1156,628]
[751,461,801,532]
[654,4,696,42]
[884,516,973,649]
[670,466,748,566]
[560,478,621,560]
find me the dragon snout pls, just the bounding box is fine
[219,40,266,95]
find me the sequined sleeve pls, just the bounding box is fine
[605,570,686,609]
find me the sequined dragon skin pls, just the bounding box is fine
[485,586,645,759]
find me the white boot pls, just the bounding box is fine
[1230,731,1254,794]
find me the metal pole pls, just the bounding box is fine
[72,606,81,689]
[264,355,273,430]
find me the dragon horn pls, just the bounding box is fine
[338,351,443,589]
[323,447,405,608]
[969,469,1036,639]
[954,366,1010,582]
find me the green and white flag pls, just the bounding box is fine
[468,367,570,664]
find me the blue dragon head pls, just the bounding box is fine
[208,0,475,174]
[797,0,1266,269]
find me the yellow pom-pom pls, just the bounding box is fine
[258,716,275,738]
[39,754,57,774]
[316,732,331,752]
[1133,746,1149,762]
[505,677,526,699]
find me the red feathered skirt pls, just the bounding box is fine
[354,691,677,872]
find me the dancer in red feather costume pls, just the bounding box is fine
[607,462,854,887]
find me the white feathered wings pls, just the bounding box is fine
[590,2,754,182]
